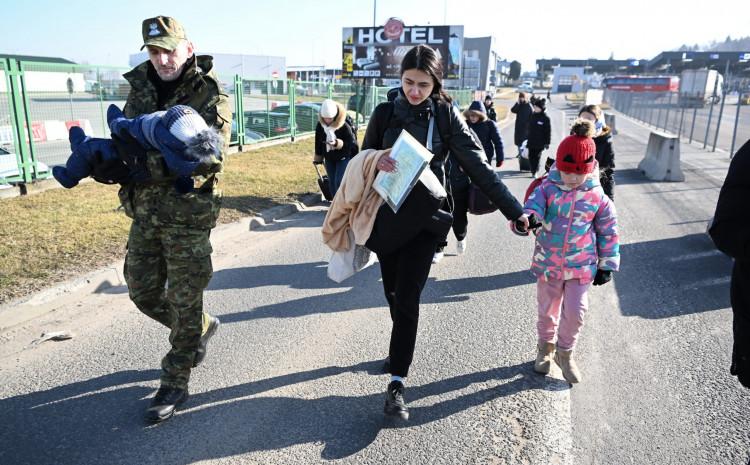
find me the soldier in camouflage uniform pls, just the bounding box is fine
[118,16,231,423]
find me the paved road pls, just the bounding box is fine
[0,100,747,464]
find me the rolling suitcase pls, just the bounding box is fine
[314,163,333,201]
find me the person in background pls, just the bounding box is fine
[511,92,533,157]
[578,104,615,201]
[526,97,551,177]
[484,94,497,122]
[314,99,358,198]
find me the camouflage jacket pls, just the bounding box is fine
[119,55,232,229]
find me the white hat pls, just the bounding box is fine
[320,99,339,119]
[164,105,209,142]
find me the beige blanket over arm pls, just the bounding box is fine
[321,149,388,252]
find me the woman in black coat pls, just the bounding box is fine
[511,92,533,155]
[314,99,358,197]
[362,45,526,421]
[709,139,750,389]
[578,105,615,200]
[526,97,551,176]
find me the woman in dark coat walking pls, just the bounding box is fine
[362,45,527,420]
[314,99,358,197]
[708,138,750,389]
[526,97,551,176]
[511,92,533,156]
[578,104,615,200]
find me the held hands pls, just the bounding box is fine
[510,213,542,236]
[592,269,612,286]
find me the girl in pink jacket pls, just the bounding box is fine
[521,120,620,384]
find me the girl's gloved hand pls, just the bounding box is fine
[592,269,612,286]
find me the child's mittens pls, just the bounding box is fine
[592,269,612,286]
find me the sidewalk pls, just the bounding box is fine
[0,192,324,332]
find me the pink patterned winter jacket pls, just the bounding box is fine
[523,162,620,282]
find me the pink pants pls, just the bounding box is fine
[536,277,590,351]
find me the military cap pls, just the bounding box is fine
[141,16,187,51]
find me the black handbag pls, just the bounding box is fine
[468,184,498,215]
[424,208,453,238]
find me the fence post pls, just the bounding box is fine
[689,105,698,144]
[711,64,731,152]
[289,79,296,141]
[677,103,686,138]
[663,92,672,132]
[5,59,37,183]
[97,67,106,136]
[234,74,245,148]
[327,81,333,99]
[730,95,742,157]
[703,72,720,149]
[656,93,664,129]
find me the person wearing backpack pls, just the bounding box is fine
[314,99,358,197]
[526,97,551,177]
[361,44,527,421]
[432,100,505,260]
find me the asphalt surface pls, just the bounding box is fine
[0,99,747,464]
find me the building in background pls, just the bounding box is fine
[462,36,508,90]
[129,52,286,82]
[286,65,342,82]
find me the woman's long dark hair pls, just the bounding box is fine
[400,45,452,104]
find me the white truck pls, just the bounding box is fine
[679,69,723,107]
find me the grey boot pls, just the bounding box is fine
[554,349,582,383]
[534,342,556,374]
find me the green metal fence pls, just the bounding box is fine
[0,56,479,186]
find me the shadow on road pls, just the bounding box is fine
[615,233,731,318]
[212,261,535,323]
[0,361,562,463]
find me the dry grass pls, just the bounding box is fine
[0,137,323,304]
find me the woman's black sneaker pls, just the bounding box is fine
[384,381,409,420]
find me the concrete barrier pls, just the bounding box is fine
[65,119,94,136]
[43,120,69,141]
[638,130,685,182]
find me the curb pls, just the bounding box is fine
[0,192,324,332]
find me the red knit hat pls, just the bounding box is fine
[556,120,596,174]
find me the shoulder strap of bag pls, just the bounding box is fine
[377,101,397,148]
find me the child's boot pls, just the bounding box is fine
[554,349,582,383]
[534,342,556,374]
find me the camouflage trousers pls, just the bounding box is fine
[124,220,214,390]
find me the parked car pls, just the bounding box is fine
[516,82,534,94]
[230,118,265,143]
[272,103,322,133]
[0,146,49,184]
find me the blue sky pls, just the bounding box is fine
[2,0,748,72]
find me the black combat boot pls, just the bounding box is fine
[384,381,409,420]
[193,315,220,367]
[145,386,188,423]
